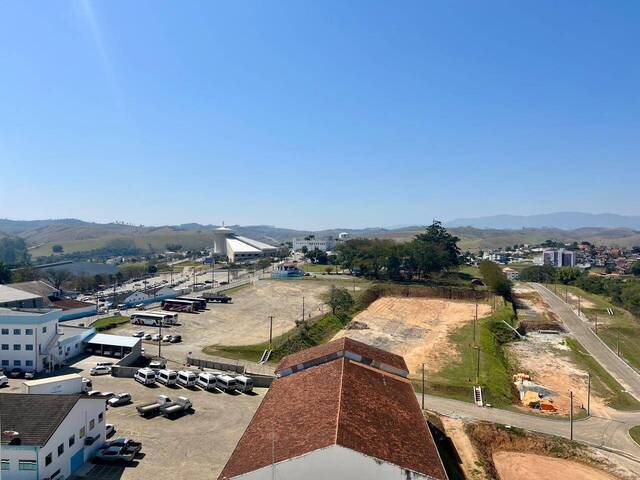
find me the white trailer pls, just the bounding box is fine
[22,373,86,394]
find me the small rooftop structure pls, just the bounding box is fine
[0,284,43,308]
[87,333,140,349]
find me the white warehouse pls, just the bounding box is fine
[0,393,107,480]
[212,226,278,263]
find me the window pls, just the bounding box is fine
[25,360,33,367]
[13,329,20,335]
[13,344,21,351]
[1,459,8,471]
[26,344,33,351]
[1,344,7,350]
[13,360,20,366]
[69,434,75,447]
[89,419,95,430]
[57,443,64,456]
[45,453,52,466]
[79,426,85,439]
[98,412,104,423]
[1,328,8,335]
[42,326,47,333]
[25,329,33,335]
[18,460,36,471]
[1,360,7,366]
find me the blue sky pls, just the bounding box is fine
[1,1,638,229]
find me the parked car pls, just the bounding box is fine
[169,335,182,343]
[90,366,111,376]
[105,424,115,437]
[103,437,142,454]
[101,391,115,399]
[235,375,254,393]
[108,393,132,407]
[24,371,35,380]
[9,368,23,378]
[132,331,145,338]
[86,390,103,396]
[152,333,161,342]
[162,335,172,342]
[95,446,136,463]
[148,359,166,371]
[143,334,152,340]
[0,375,8,388]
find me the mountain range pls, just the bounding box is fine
[446,212,640,230]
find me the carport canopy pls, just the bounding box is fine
[86,333,141,357]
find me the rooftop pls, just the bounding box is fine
[0,284,42,304]
[0,394,90,446]
[233,235,278,251]
[219,354,446,479]
[8,280,59,299]
[226,237,261,254]
[87,333,140,348]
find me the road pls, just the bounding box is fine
[531,282,640,399]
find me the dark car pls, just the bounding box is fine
[9,368,23,378]
[169,335,182,343]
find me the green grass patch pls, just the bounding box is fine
[92,315,129,331]
[423,302,517,408]
[302,263,342,273]
[629,426,640,446]
[565,337,640,411]
[203,312,352,363]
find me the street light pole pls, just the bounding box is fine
[421,363,425,410]
[268,316,274,346]
[475,346,480,385]
[587,373,591,416]
[569,391,574,441]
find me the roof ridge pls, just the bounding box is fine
[334,357,346,444]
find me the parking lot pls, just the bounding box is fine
[0,354,266,480]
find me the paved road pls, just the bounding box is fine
[531,282,640,399]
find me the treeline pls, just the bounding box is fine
[479,260,513,301]
[0,237,30,267]
[520,265,640,317]
[336,221,461,280]
[35,238,144,264]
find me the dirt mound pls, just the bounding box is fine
[493,452,617,480]
[345,320,369,330]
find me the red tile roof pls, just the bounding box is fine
[218,356,446,479]
[49,297,95,310]
[275,336,408,374]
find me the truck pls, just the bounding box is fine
[136,395,171,417]
[160,396,192,417]
[22,373,88,395]
[202,292,232,303]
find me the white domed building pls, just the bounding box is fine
[212,226,278,263]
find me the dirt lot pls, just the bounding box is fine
[507,332,606,416]
[493,451,617,480]
[440,418,488,480]
[333,296,491,374]
[114,279,330,364]
[0,354,266,480]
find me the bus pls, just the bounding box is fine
[161,298,195,313]
[175,296,207,310]
[130,311,179,326]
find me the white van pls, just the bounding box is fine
[235,375,253,393]
[96,361,114,368]
[0,375,8,388]
[216,374,237,392]
[195,372,218,391]
[157,369,178,387]
[134,368,156,386]
[177,370,197,388]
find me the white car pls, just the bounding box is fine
[132,331,145,338]
[106,423,115,437]
[0,375,8,387]
[162,335,172,342]
[90,366,111,376]
[152,334,161,342]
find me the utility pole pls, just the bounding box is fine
[578,295,581,316]
[569,391,574,441]
[158,321,162,358]
[475,346,480,385]
[587,373,591,416]
[268,316,274,346]
[617,330,620,356]
[302,296,305,321]
[474,295,478,344]
[422,363,425,410]
[565,284,568,303]
[595,312,598,334]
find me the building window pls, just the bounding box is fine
[13,344,21,351]
[98,412,104,423]
[79,426,85,438]
[18,460,37,471]
[90,419,95,430]
[1,360,8,366]
[69,434,75,447]
[45,453,52,466]
[13,360,20,366]
[25,329,33,335]
[1,344,7,350]
[42,326,47,333]
[13,329,20,335]
[26,344,33,351]
[57,443,64,456]
[25,360,33,367]
[1,459,9,470]
[1,329,8,335]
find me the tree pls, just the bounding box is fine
[0,237,30,267]
[0,262,11,284]
[44,269,73,289]
[479,260,512,300]
[52,244,64,253]
[630,261,640,277]
[326,286,354,315]
[147,264,158,275]
[413,221,461,269]
[11,266,40,282]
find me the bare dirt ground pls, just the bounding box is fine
[493,451,617,480]
[333,296,491,374]
[115,279,329,363]
[507,332,606,416]
[440,418,489,480]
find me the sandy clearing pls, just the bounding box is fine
[493,451,617,480]
[567,291,597,309]
[507,333,607,416]
[333,296,491,374]
[441,418,489,480]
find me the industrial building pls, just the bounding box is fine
[212,226,278,263]
[219,338,447,480]
[0,393,107,479]
[1,281,97,320]
[292,237,334,252]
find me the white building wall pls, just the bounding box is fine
[1,445,39,480]
[292,239,333,252]
[123,291,150,304]
[231,445,439,480]
[0,311,60,373]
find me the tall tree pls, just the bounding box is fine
[0,262,11,284]
[45,269,73,289]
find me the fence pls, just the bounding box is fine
[111,365,138,378]
[186,355,246,374]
